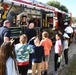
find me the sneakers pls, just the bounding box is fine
[41,70,45,75]
[41,70,47,75]
[41,70,48,75]
[52,71,58,75]
[44,70,47,75]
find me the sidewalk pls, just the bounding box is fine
[27,42,76,75]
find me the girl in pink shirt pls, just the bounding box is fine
[53,33,62,75]
[40,31,52,75]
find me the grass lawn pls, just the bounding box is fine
[66,56,76,75]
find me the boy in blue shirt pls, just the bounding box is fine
[32,37,45,75]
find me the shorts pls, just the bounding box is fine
[18,64,29,75]
[45,55,49,62]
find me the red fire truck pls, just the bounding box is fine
[0,0,72,43]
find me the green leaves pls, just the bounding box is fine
[46,1,68,13]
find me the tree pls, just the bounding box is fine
[46,1,68,13]
[60,5,68,13]
[47,1,60,9]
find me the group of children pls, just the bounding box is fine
[0,31,52,75]
[0,30,70,75]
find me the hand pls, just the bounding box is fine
[31,37,36,40]
[58,53,62,56]
[10,39,15,45]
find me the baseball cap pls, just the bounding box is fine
[63,33,70,38]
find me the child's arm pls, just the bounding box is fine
[58,45,62,56]
[50,40,53,51]
[42,47,45,62]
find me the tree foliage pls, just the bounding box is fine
[47,1,60,9]
[46,1,68,13]
[60,5,68,13]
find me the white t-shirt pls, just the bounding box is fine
[6,57,18,75]
[63,40,68,50]
[65,26,73,33]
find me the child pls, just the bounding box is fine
[54,33,62,74]
[32,37,45,75]
[63,33,70,65]
[15,34,33,75]
[0,40,18,75]
[40,31,52,75]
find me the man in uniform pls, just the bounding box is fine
[0,20,11,45]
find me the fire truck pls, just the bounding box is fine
[0,0,72,43]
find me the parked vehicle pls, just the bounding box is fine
[0,0,72,43]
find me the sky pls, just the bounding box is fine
[37,0,76,17]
